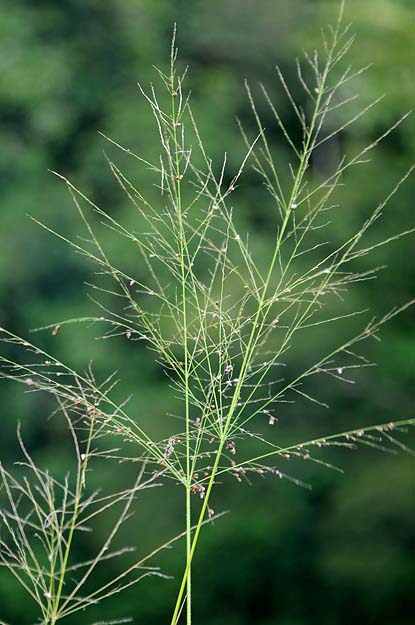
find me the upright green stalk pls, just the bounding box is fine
[48,413,95,624]
[169,30,192,624]
[170,11,345,623]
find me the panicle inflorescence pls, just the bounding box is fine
[0,5,414,624]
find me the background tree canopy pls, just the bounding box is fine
[0,1,413,623]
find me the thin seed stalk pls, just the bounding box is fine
[48,413,95,623]
[170,62,193,624]
[170,435,225,625]
[171,28,342,624]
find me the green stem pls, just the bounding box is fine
[49,415,95,622]
[170,439,224,625]
[170,30,343,625]
[170,47,192,623]
[185,485,192,623]
[170,12,347,623]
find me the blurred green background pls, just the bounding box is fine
[0,1,414,623]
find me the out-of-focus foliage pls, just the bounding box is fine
[0,1,413,623]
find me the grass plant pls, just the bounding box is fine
[0,3,414,623]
